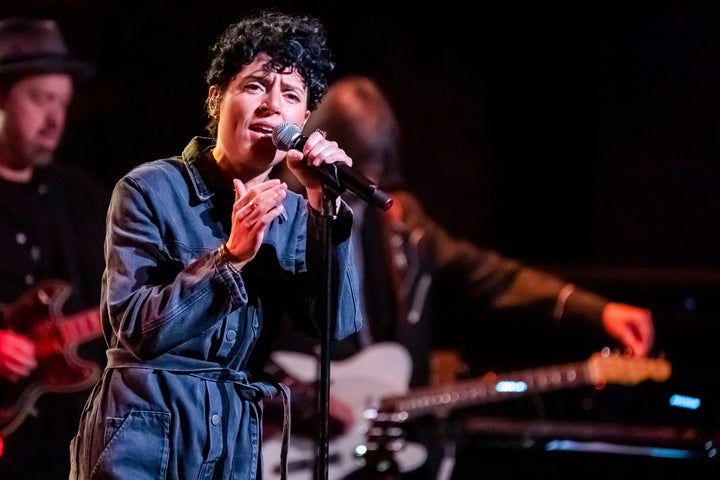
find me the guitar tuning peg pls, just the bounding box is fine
[599,346,620,358]
[601,346,630,358]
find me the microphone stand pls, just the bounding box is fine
[312,174,392,480]
[315,187,338,480]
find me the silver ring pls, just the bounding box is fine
[315,129,327,139]
[247,200,257,210]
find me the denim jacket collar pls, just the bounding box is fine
[181,136,227,203]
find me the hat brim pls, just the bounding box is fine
[0,56,96,81]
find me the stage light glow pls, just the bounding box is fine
[495,381,527,393]
[669,394,701,410]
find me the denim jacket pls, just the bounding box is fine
[69,137,362,479]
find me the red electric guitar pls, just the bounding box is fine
[0,280,103,437]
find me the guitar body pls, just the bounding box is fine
[263,342,428,480]
[0,280,102,437]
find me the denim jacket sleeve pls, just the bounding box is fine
[101,158,362,362]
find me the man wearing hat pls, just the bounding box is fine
[0,17,109,479]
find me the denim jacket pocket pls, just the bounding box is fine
[94,410,171,479]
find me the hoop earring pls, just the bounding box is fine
[209,95,219,118]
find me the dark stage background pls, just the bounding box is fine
[6,1,720,269]
[5,1,720,477]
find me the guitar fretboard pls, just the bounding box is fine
[58,309,102,345]
[380,361,593,421]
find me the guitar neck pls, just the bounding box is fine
[381,360,592,421]
[57,308,102,345]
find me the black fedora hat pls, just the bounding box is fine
[0,17,96,81]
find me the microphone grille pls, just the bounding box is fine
[272,122,301,151]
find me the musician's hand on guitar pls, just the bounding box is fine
[290,390,354,439]
[328,394,354,435]
[602,302,655,358]
[264,358,356,441]
[0,330,37,382]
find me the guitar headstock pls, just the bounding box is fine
[588,351,671,385]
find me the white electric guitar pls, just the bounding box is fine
[263,342,671,480]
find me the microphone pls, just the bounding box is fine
[272,122,393,211]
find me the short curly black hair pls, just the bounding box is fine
[205,10,334,114]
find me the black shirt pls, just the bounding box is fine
[0,163,110,480]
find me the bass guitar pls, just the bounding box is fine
[0,280,102,437]
[263,342,671,480]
